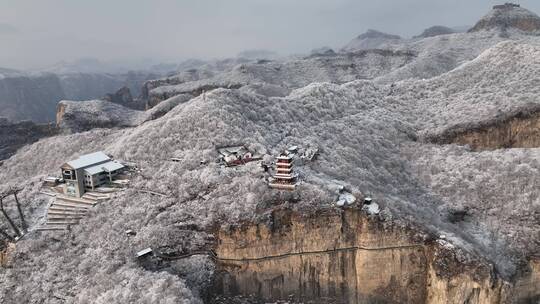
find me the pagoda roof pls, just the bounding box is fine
[273,174,294,179]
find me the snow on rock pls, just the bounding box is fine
[148,27,538,104]
[362,202,380,215]
[56,100,148,133]
[469,3,540,33]
[57,93,194,133]
[375,30,517,83]
[147,49,414,104]
[341,29,402,52]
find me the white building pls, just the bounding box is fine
[60,152,124,197]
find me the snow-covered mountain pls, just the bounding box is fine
[145,48,414,105]
[1,37,539,302]
[414,25,456,38]
[469,3,540,32]
[341,29,402,52]
[1,3,540,304]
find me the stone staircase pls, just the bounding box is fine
[37,192,110,231]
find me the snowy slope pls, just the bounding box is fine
[1,39,539,303]
[2,4,540,302]
[375,29,531,83]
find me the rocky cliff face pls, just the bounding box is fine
[102,86,146,110]
[214,208,539,304]
[142,69,215,108]
[427,105,540,150]
[469,4,540,33]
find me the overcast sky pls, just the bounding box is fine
[1,0,539,70]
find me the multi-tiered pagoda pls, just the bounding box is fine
[269,154,296,190]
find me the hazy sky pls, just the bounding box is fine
[1,0,539,70]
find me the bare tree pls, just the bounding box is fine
[0,196,22,238]
[12,190,27,232]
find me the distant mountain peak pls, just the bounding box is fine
[357,29,401,40]
[342,29,401,52]
[469,3,540,32]
[310,47,336,56]
[414,26,456,38]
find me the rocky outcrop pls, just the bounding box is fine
[414,26,456,38]
[426,104,540,151]
[141,69,214,108]
[0,118,58,161]
[148,82,242,108]
[55,93,192,133]
[104,86,133,104]
[469,3,540,33]
[0,242,15,267]
[56,100,147,133]
[55,102,67,128]
[213,208,539,303]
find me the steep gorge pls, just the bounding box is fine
[0,118,58,161]
[0,72,156,123]
[212,208,539,304]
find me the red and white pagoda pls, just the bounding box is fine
[269,154,296,190]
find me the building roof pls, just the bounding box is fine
[218,146,247,156]
[136,247,153,258]
[64,152,110,170]
[84,160,124,175]
[273,174,294,179]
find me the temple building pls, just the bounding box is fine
[60,151,124,197]
[269,154,296,190]
[217,145,254,166]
